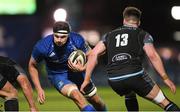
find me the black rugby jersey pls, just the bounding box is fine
[0,56,19,82]
[0,56,16,65]
[102,25,153,77]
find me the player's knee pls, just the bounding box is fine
[71,90,84,100]
[10,90,18,99]
[125,92,136,99]
[153,90,166,104]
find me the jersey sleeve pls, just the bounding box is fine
[101,33,109,48]
[31,42,44,63]
[143,32,154,44]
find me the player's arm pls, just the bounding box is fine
[16,74,38,111]
[143,43,176,93]
[80,41,106,93]
[28,56,45,104]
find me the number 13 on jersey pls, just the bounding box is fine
[115,34,128,47]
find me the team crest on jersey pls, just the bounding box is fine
[112,53,131,62]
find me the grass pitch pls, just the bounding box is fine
[0,86,180,111]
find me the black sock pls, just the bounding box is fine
[4,98,19,111]
[164,102,180,111]
[125,93,139,111]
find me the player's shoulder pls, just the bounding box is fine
[0,56,16,65]
[69,32,85,43]
[36,34,53,45]
[137,27,151,37]
[69,32,84,39]
[34,34,53,51]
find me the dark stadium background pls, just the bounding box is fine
[0,0,180,110]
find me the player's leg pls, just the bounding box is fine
[125,92,139,111]
[60,84,95,111]
[145,84,180,111]
[82,82,107,111]
[48,75,95,111]
[132,73,180,111]
[0,78,18,111]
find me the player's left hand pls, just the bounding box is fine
[164,78,176,94]
[80,80,90,94]
[68,60,86,72]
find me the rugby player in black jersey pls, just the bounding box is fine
[0,56,38,111]
[81,6,180,111]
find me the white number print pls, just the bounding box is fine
[115,34,128,47]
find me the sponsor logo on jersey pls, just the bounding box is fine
[112,53,131,62]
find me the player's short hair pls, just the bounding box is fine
[53,21,71,34]
[123,6,142,21]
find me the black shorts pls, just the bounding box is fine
[0,73,8,89]
[108,72,155,97]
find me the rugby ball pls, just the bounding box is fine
[68,50,87,66]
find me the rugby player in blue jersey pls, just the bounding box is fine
[28,21,107,111]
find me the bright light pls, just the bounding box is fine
[53,8,67,22]
[171,6,180,20]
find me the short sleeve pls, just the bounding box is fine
[101,33,108,45]
[31,43,44,63]
[143,33,154,44]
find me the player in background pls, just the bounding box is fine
[28,21,107,111]
[0,56,38,111]
[81,6,180,111]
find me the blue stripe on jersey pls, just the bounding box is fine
[109,69,144,80]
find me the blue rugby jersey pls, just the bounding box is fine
[31,32,88,75]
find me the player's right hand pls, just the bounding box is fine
[164,78,176,94]
[80,80,90,94]
[37,88,45,104]
[68,60,85,72]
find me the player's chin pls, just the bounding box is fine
[56,42,64,46]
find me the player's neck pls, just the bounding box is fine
[123,20,138,27]
[123,23,138,28]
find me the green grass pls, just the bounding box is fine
[1,86,180,111]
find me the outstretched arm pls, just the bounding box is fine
[80,41,106,93]
[143,44,176,93]
[28,56,45,104]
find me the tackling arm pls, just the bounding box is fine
[80,41,106,92]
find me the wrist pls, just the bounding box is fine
[162,73,169,80]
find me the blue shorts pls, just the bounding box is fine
[48,71,86,91]
[48,71,97,97]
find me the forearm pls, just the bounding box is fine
[28,65,42,91]
[84,54,98,82]
[149,52,169,80]
[21,83,36,108]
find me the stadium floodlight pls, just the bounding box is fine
[171,6,180,20]
[53,8,67,22]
